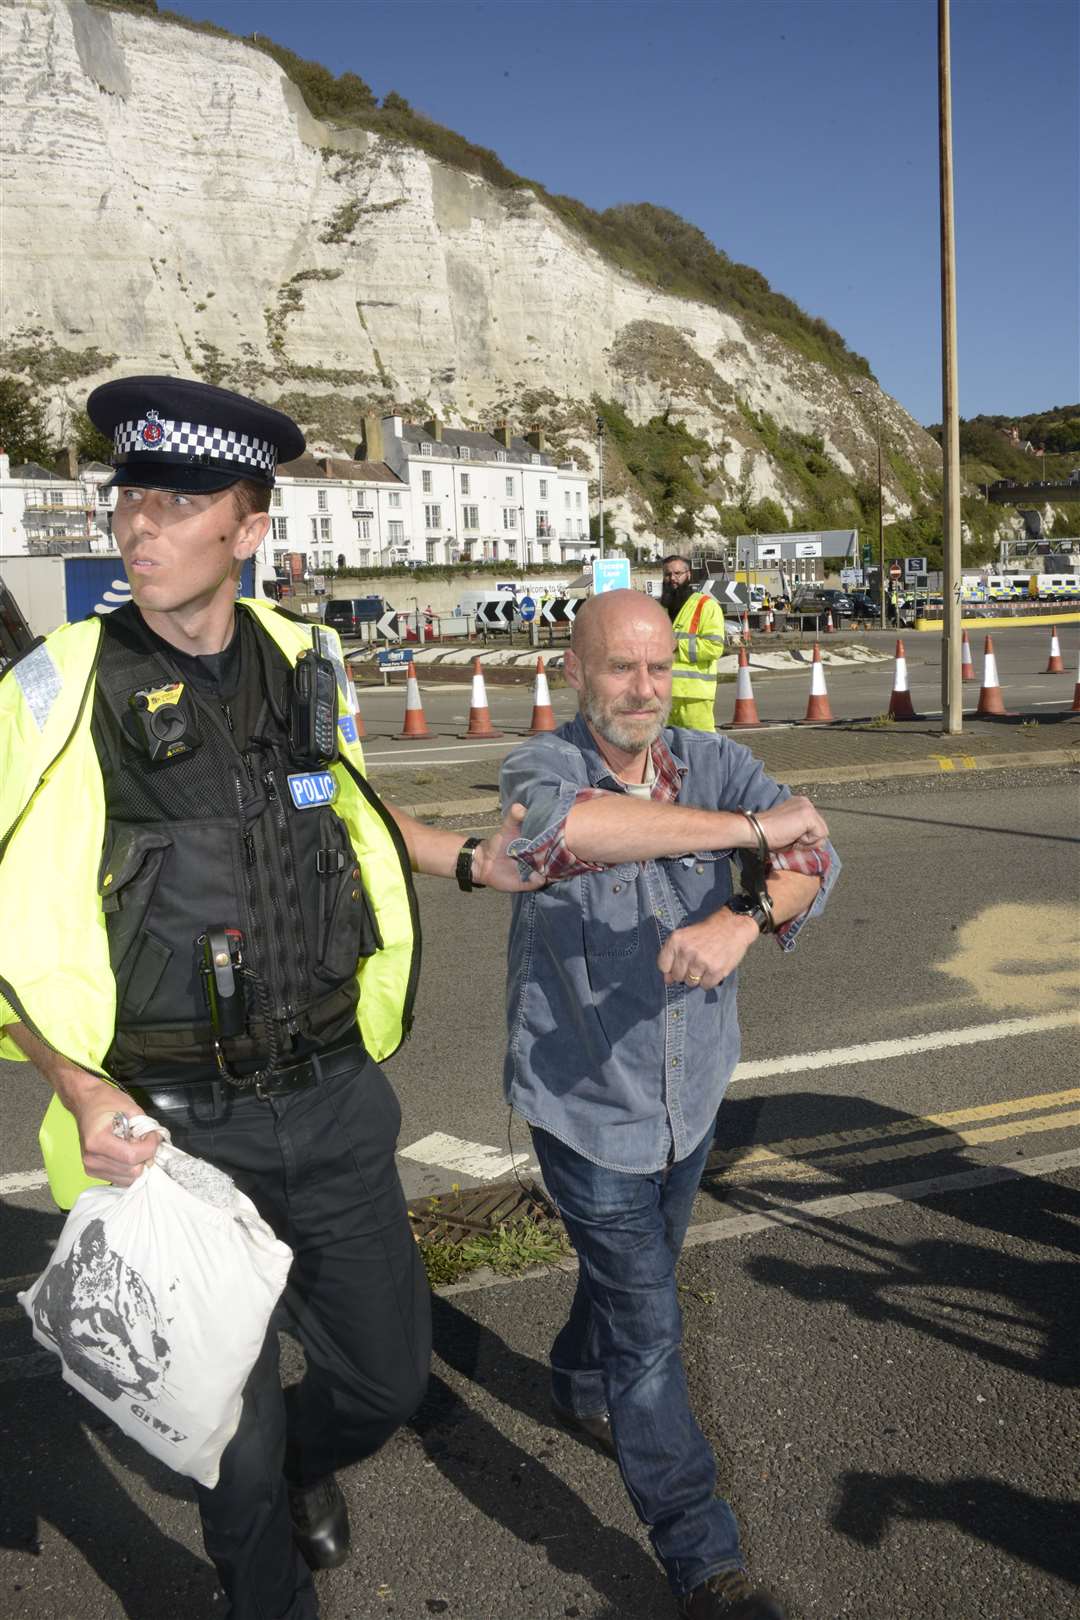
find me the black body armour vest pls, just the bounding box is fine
[90,606,380,1083]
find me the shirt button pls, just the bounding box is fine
[612,883,622,893]
[670,1009,682,1020]
[670,1055,681,1067]
[695,864,704,874]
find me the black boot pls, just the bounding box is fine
[287,1475,351,1570]
[676,1569,787,1619]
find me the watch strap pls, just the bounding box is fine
[455,836,485,892]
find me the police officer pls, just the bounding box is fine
[659,555,727,730]
[0,376,540,1620]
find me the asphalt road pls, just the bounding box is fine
[1,763,1077,1618]
[349,621,1079,760]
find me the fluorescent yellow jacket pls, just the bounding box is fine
[0,600,418,1207]
[670,591,726,702]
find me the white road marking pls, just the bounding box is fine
[733,1011,1078,1082]
[399,1130,538,1181]
[362,740,515,761]
[0,1169,49,1195]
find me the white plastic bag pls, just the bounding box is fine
[18,1116,293,1489]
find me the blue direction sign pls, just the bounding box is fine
[376,647,415,668]
[592,557,631,594]
[518,595,536,622]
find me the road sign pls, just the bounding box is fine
[376,647,414,668]
[518,595,536,622]
[705,579,749,608]
[376,610,400,640]
[862,544,872,564]
[540,597,578,625]
[592,557,631,594]
[904,556,927,577]
[889,563,902,580]
[478,599,515,627]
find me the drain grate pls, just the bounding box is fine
[408,1177,559,1244]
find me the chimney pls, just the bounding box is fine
[495,421,512,450]
[424,417,443,442]
[526,427,547,454]
[64,444,79,480]
[360,415,384,462]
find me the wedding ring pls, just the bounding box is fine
[687,973,702,983]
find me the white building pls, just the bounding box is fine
[0,452,115,555]
[359,415,594,568]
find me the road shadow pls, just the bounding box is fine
[409,1293,668,1617]
[833,1471,1080,1586]
[0,1200,217,1617]
[706,1090,1080,1383]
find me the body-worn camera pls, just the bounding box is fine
[289,644,339,765]
[128,680,202,762]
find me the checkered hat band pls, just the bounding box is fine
[113,417,277,476]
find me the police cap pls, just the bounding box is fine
[87,375,306,494]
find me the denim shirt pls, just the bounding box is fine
[500,714,840,1173]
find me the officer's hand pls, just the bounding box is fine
[657,908,759,990]
[751,796,829,853]
[74,1081,161,1186]
[472,802,546,892]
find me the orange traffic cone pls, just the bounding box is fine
[1045,626,1065,674]
[824,608,835,634]
[764,607,774,634]
[1072,652,1080,712]
[528,657,558,733]
[396,665,433,739]
[460,658,503,738]
[728,645,763,728]
[887,639,920,720]
[975,635,1012,717]
[741,610,751,645]
[961,629,976,682]
[800,643,835,723]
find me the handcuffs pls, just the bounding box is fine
[726,808,776,935]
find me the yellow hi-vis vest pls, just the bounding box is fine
[0,600,419,1208]
[670,591,726,701]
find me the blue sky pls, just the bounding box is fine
[166,0,1078,426]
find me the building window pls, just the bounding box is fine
[575,491,583,509]
[539,478,548,499]
[317,489,328,512]
[320,549,333,569]
[387,520,404,544]
[310,516,331,542]
[273,549,289,569]
[540,543,550,562]
[359,549,370,567]
[424,503,442,530]
[460,473,470,496]
[271,516,289,542]
[565,519,573,538]
[577,520,585,537]
[271,487,283,508]
[357,517,371,541]
[462,505,479,529]
[426,540,439,563]
[495,450,507,463]
[505,476,514,498]
[458,446,470,461]
[502,507,519,531]
[530,453,541,465]
[420,442,433,457]
[421,469,432,493]
[47,489,65,506]
[564,490,572,509]
[388,491,401,508]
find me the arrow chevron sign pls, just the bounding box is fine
[376,610,400,640]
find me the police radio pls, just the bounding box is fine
[128,680,202,762]
[200,926,246,1040]
[288,630,339,765]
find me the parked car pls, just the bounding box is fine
[848,591,880,623]
[791,588,853,620]
[324,596,386,637]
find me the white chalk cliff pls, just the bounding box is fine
[2,0,942,539]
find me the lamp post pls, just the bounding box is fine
[853,385,887,630]
[519,503,526,577]
[596,415,605,561]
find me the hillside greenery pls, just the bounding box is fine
[88,0,869,379]
[928,405,1080,461]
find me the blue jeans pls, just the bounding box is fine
[531,1123,743,1598]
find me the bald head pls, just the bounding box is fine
[565,589,674,762]
[570,589,674,663]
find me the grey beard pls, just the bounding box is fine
[582,689,671,754]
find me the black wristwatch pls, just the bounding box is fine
[455,837,486,892]
[725,892,773,935]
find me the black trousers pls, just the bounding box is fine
[142,1055,431,1620]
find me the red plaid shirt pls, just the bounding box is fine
[519,732,829,945]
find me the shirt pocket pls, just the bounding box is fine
[314,808,384,983]
[582,863,640,958]
[98,824,174,1016]
[663,850,733,927]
